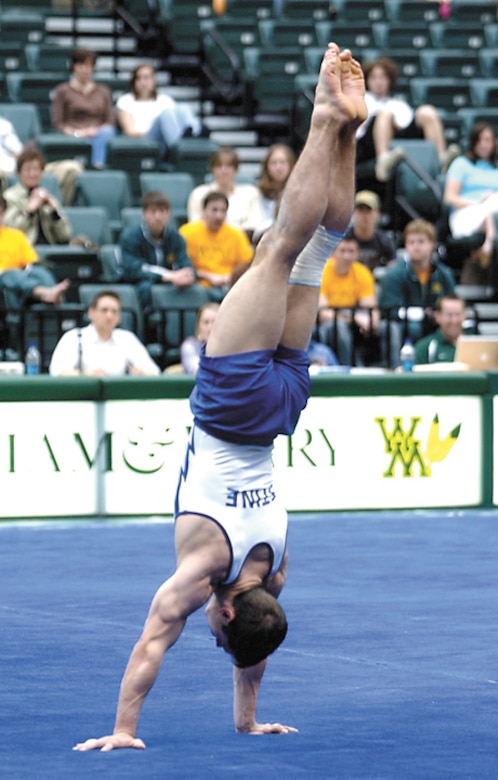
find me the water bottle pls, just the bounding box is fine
[25,343,41,376]
[400,338,415,372]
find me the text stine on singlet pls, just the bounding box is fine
[225,486,276,508]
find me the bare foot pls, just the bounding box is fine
[34,278,71,304]
[313,43,364,128]
[338,48,368,126]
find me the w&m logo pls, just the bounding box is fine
[375,414,461,478]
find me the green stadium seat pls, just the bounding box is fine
[5,72,63,131]
[64,206,113,247]
[0,11,45,43]
[419,50,481,80]
[385,0,441,22]
[429,22,493,49]
[257,18,318,48]
[372,21,431,49]
[167,137,220,186]
[452,1,497,25]
[469,79,498,110]
[106,136,161,204]
[35,133,92,168]
[149,284,210,365]
[0,102,42,143]
[73,171,133,239]
[410,78,472,114]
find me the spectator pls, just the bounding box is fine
[0,194,70,309]
[346,190,397,270]
[379,218,455,368]
[119,191,196,310]
[116,64,204,159]
[3,149,72,246]
[443,122,498,271]
[49,289,159,376]
[414,294,469,365]
[256,143,296,227]
[317,235,379,365]
[356,56,459,183]
[51,47,117,168]
[180,191,254,301]
[0,113,82,205]
[180,301,220,375]
[187,147,263,235]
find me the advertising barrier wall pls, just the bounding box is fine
[0,373,493,519]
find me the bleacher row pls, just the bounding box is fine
[197,0,498,151]
[1,0,498,371]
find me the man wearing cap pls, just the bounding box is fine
[346,190,396,271]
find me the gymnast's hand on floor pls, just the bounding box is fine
[73,732,146,751]
[237,721,298,735]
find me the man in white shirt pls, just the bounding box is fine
[49,290,160,376]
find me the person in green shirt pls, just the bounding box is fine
[414,293,468,364]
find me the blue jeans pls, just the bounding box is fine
[0,265,58,308]
[90,124,117,167]
[146,106,201,156]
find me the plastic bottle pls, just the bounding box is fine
[25,343,41,376]
[400,338,415,372]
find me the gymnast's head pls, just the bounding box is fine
[206,587,288,668]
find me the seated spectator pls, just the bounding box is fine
[443,122,498,270]
[356,56,459,184]
[179,191,254,301]
[119,191,197,310]
[187,147,263,235]
[347,190,397,270]
[0,194,70,308]
[0,113,82,205]
[51,47,117,168]
[255,143,296,229]
[378,219,456,368]
[180,301,220,375]
[3,150,72,246]
[116,64,204,159]
[317,236,379,366]
[49,289,159,376]
[414,294,469,365]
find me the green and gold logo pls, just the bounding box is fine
[375,414,461,478]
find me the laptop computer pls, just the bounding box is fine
[454,335,498,370]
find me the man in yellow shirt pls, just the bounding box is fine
[179,191,254,301]
[0,194,70,309]
[318,234,379,364]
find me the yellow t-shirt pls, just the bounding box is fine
[0,226,38,271]
[320,258,375,307]
[179,221,253,286]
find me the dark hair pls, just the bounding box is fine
[70,47,97,68]
[363,56,399,91]
[202,190,229,210]
[142,191,171,211]
[223,587,288,668]
[466,122,497,167]
[17,148,46,174]
[129,64,157,100]
[90,290,121,308]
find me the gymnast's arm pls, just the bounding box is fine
[73,563,213,751]
[233,553,297,735]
